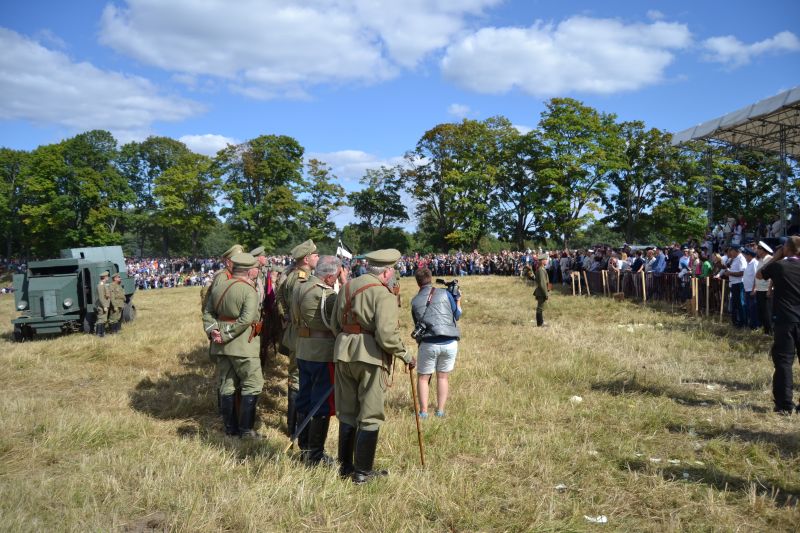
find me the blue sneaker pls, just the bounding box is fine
[418,411,429,419]
[435,410,446,418]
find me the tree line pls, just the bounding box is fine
[1,98,796,259]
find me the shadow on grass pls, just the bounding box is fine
[620,458,800,508]
[667,423,800,458]
[591,375,771,413]
[129,346,287,453]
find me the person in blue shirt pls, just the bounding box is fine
[410,267,461,418]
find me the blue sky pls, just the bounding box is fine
[1,0,798,228]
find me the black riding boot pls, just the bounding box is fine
[536,308,544,327]
[219,394,238,436]
[295,411,309,460]
[352,429,388,484]
[306,416,334,466]
[337,422,357,478]
[95,323,106,337]
[286,388,298,437]
[238,395,263,439]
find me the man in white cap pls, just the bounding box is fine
[754,241,774,335]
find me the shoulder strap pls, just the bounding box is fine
[213,278,253,316]
[343,282,385,326]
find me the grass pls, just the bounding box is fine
[0,276,798,532]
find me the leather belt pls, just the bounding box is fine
[342,324,373,335]
[297,326,335,339]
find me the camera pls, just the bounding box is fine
[411,321,427,340]
[436,278,461,299]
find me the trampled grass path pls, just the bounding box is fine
[0,276,798,531]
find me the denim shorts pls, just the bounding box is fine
[417,340,458,374]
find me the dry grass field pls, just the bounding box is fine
[0,275,798,532]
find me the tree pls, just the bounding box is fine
[348,166,408,248]
[0,148,29,257]
[153,152,220,256]
[539,98,625,245]
[601,122,671,243]
[117,136,193,256]
[491,125,552,250]
[216,135,306,251]
[300,159,347,242]
[405,118,503,251]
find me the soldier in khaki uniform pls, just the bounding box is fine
[276,239,319,436]
[202,253,264,438]
[293,256,346,465]
[534,254,550,327]
[200,244,243,313]
[108,272,126,333]
[94,270,111,337]
[330,248,416,483]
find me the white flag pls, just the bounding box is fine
[336,239,353,259]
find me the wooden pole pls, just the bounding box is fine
[601,270,607,297]
[719,278,727,323]
[409,369,425,467]
[571,271,576,296]
[641,270,647,304]
[694,278,699,314]
[705,277,710,316]
[583,271,591,297]
[617,271,621,293]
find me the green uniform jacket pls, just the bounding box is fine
[109,283,126,322]
[330,273,410,367]
[202,277,260,358]
[294,275,338,363]
[277,265,311,354]
[200,268,231,312]
[534,266,549,301]
[95,281,111,323]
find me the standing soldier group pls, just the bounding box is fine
[201,240,417,484]
[94,270,127,337]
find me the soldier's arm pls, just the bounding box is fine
[328,290,343,335]
[201,285,219,337]
[373,292,411,364]
[219,289,259,343]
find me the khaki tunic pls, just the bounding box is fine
[109,282,126,324]
[330,273,410,430]
[202,276,263,395]
[534,265,549,310]
[293,276,337,363]
[277,264,311,390]
[95,281,111,325]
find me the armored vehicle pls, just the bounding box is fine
[11,246,136,341]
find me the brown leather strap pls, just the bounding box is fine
[213,278,254,317]
[297,326,335,339]
[342,324,373,335]
[342,282,385,329]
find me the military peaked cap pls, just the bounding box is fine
[742,247,756,257]
[112,272,121,279]
[223,244,244,259]
[757,240,773,254]
[291,239,317,260]
[100,270,110,277]
[250,245,265,257]
[365,248,401,267]
[230,252,258,269]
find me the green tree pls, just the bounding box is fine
[153,152,220,256]
[117,136,192,256]
[539,98,625,246]
[300,159,347,242]
[215,135,306,251]
[405,118,503,251]
[0,148,29,257]
[601,122,672,243]
[348,166,408,248]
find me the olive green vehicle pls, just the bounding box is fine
[11,246,136,341]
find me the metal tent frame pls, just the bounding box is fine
[672,86,800,236]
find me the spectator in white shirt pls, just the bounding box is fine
[754,241,774,335]
[742,248,759,329]
[722,245,748,328]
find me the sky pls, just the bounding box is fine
[1,1,798,228]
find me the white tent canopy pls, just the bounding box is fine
[672,86,800,157]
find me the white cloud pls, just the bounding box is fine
[448,103,471,119]
[99,0,499,99]
[702,30,800,67]
[306,150,407,183]
[0,27,202,141]
[512,124,533,135]
[646,10,665,21]
[441,16,692,96]
[179,134,239,156]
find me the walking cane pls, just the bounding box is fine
[409,368,426,466]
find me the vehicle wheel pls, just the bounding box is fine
[13,326,24,342]
[123,302,137,322]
